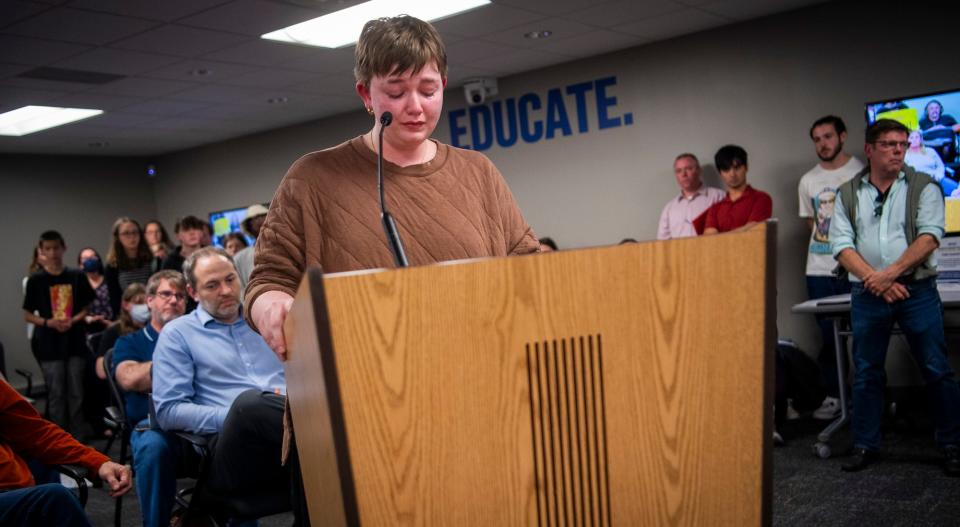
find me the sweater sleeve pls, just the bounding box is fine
[244,160,319,330]
[489,160,539,255]
[0,380,108,482]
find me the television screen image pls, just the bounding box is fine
[208,207,256,249]
[866,88,960,236]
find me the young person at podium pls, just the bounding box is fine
[245,15,540,359]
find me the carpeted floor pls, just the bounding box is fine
[77,416,959,527]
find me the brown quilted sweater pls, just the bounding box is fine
[244,136,540,328]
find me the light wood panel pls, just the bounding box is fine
[285,222,776,526]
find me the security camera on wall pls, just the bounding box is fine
[463,77,498,106]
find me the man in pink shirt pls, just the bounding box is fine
[657,153,726,239]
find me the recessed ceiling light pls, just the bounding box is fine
[262,0,490,48]
[267,97,289,104]
[524,30,553,39]
[188,68,212,77]
[0,106,104,137]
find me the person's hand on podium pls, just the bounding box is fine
[251,290,294,361]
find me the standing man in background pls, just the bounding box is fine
[657,153,725,239]
[798,115,864,420]
[830,118,960,474]
[703,145,773,234]
[234,203,268,290]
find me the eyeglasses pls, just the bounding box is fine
[874,189,890,218]
[155,291,186,302]
[118,230,140,237]
[873,140,908,151]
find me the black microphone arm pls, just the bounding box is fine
[377,111,409,267]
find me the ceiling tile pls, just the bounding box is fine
[482,17,595,49]
[79,111,163,128]
[0,35,91,65]
[472,48,573,76]
[139,59,259,83]
[0,86,71,110]
[613,8,729,40]
[179,0,324,37]
[54,48,183,75]
[445,40,517,64]
[68,0,232,22]
[220,68,322,89]
[4,7,159,46]
[112,25,252,57]
[432,4,544,38]
[697,0,821,20]
[283,72,356,97]
[86,76,198,97]
[445,65,498,87]
[0,63,34,79]
[493,0,610,16]
[117,99,212,116]
[564,0,688,28]
[0,0,51,27]
[535,30,647,59]
[279,46,356,74]
[201,39,325,67]
[49,91,146,111]
[167,83,266,103]
[0,75,96,93]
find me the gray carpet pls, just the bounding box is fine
[77,418,959,526]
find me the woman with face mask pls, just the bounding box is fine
[94,283,148,381]
[78,247,114,329]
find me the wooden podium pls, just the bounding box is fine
[283,223,776,526]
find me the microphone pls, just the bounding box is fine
[377,111,409,267]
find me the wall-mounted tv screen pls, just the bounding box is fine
[208,206,257,248]
[866,88,960,236]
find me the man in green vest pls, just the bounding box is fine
[830,118,960,475]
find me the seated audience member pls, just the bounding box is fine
[0,378,131,527]
[919,99,960,163]
[95,283,147,380]
[222,232,248,257]
[201,221,213,248]
[233,204,268,290]
[703,145,773,234]
[22,230,95,438]
[105,218,160,317]
[538,237,558,252]
[906,129,956,196]
[152,248,307,525]
[162,215,207,273]
[657,153,725,239]
[112,271,187,527]
[144,220,174,261]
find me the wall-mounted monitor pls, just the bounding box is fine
[866,88,960,236]
[208,206,263,248]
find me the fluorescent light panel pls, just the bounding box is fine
[0,105,103,136]
[262,0,490,48]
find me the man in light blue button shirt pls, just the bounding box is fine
[152,247,309,525]
[829,119,960,476]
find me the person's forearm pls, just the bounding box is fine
[116,362,152,393]
[70,308,88,325]
[156,401,227,435]
[24,311,45,326]
[836,248,876,281]
[886,234,939,277]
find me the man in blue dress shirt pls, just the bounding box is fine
[113,270,188,527]
[152,247,307,525]
[830,118,960,475]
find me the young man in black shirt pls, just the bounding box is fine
[22,230,95,438]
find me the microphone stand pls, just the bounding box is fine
[377,111,409,267]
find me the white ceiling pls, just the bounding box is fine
[0,0,824,157]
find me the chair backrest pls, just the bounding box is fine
[102,348,129,428]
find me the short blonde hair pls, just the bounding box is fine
[354,15,447,86]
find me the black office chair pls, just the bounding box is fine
[57,464,90,508]
[102,348,131,527]
[170,431,291,527]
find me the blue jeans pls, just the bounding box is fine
[806,275,852,398]
[850,278,960,451]
[131,420,182,527]
[0,483,91,527]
